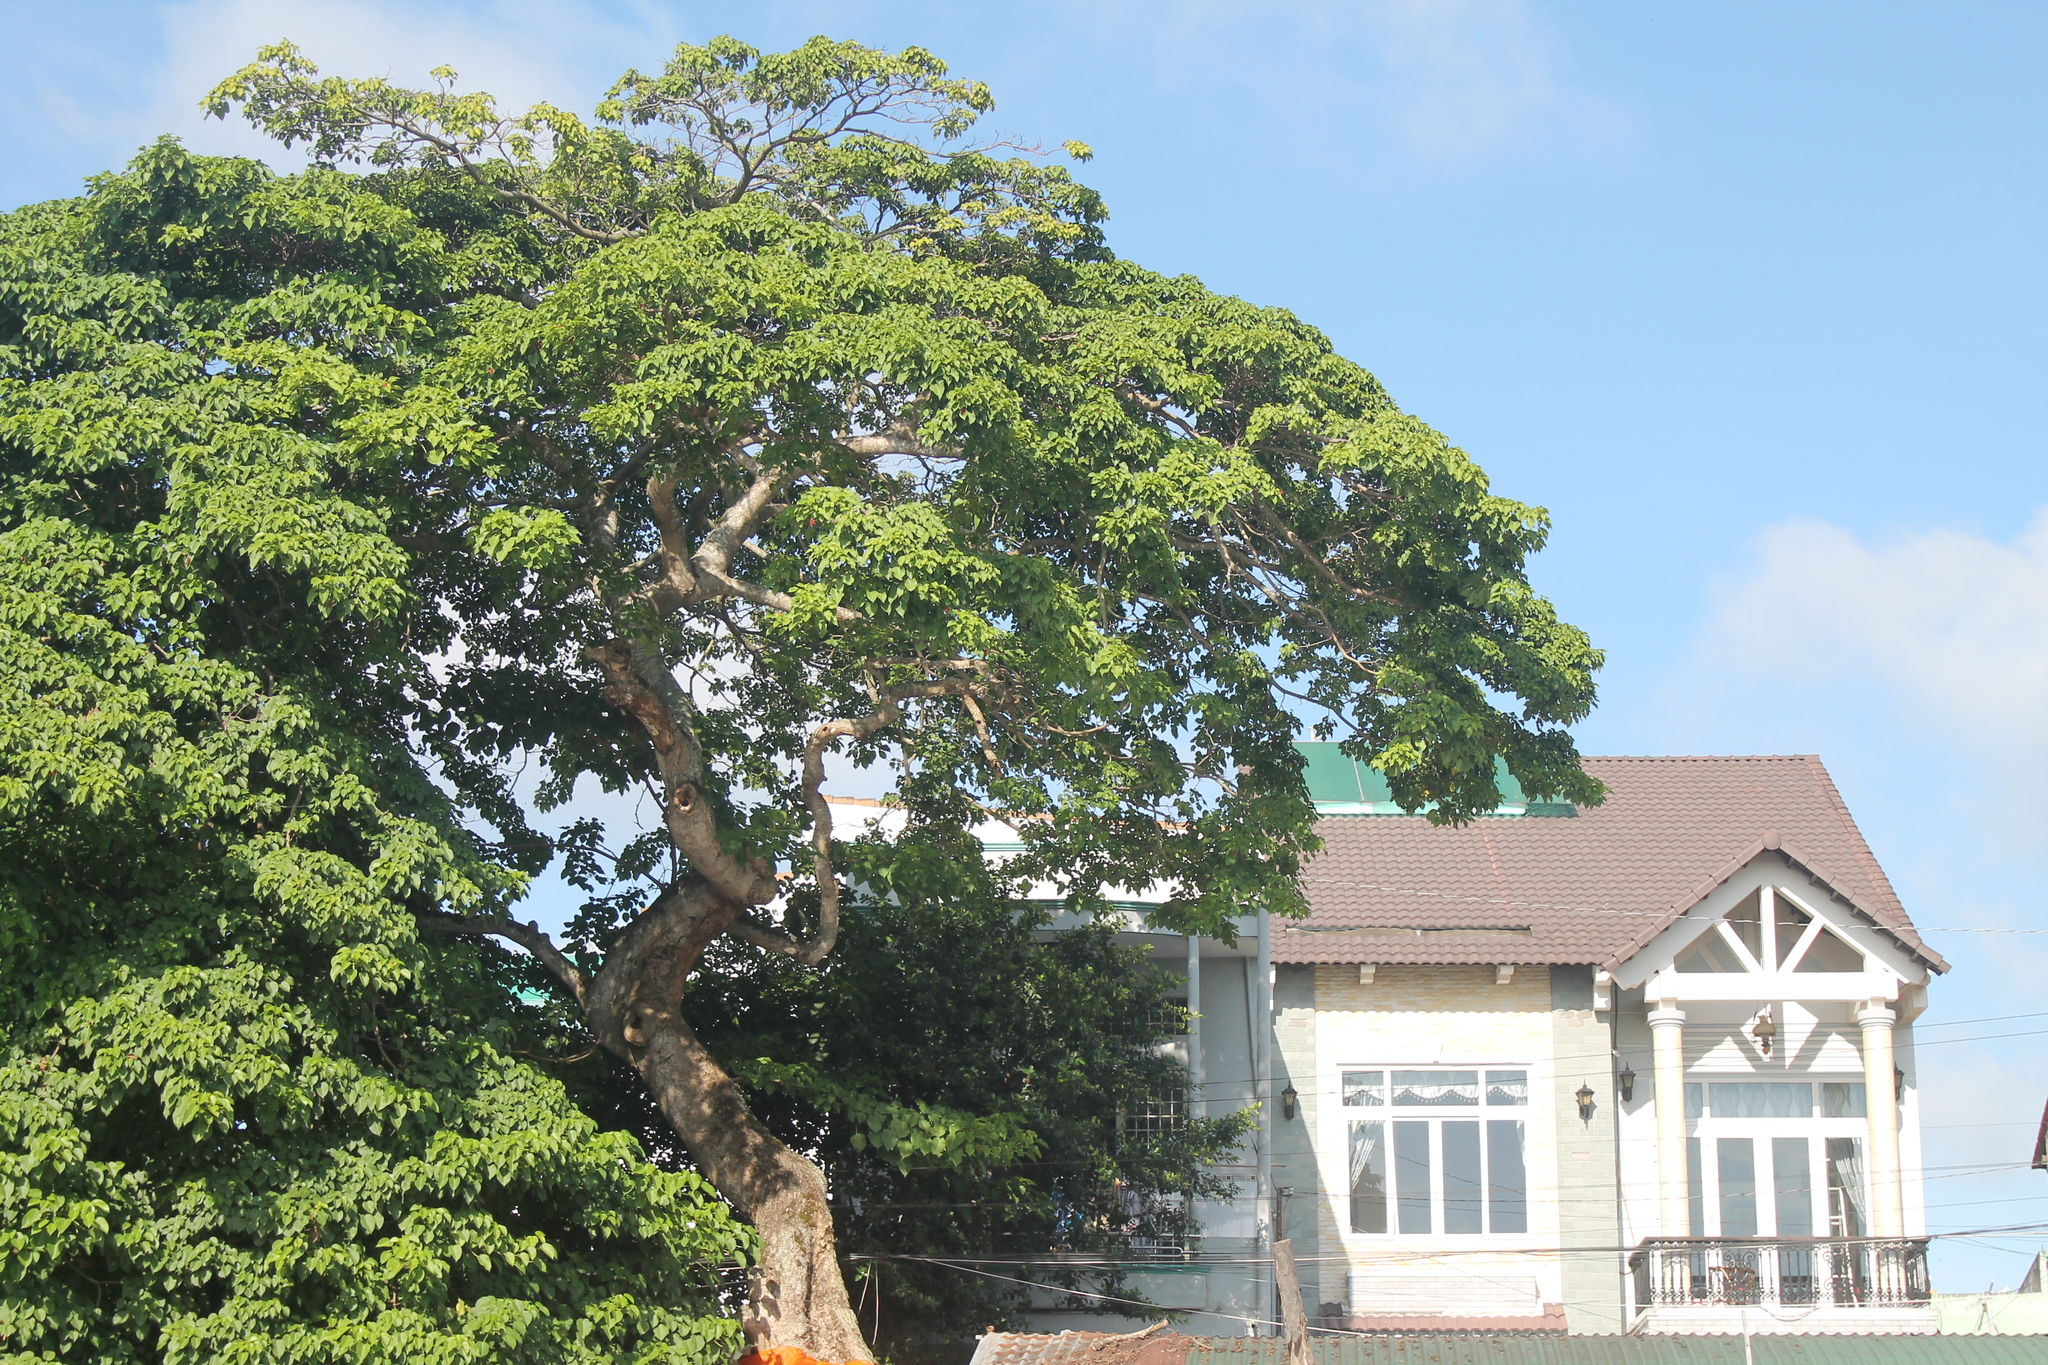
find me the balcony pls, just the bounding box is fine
[1628,1236,1936,1335]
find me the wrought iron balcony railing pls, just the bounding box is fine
[1629,1236,1931,1313]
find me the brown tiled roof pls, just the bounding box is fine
[1278,755,1944,974]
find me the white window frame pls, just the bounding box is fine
[1330,1064,1538,1243]
[1686,1075,1871,1238]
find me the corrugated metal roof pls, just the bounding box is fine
[1181,1335,2043,1365]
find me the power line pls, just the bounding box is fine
[1267,877,2048,937]
[856,1217,2048,1275]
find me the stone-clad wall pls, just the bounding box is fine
[1269,963,1620,1332]
[1550,965,1623,1331]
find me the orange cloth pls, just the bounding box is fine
[739,1348,873,1365]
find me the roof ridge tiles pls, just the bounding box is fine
[1578,753,1820,762]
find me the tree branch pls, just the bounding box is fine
[585,639,779,907]
[787,677,983,966]
[692,466,784,585]
[728,916,814,961]
[837,424,962,460]
[367,110,640,244]
[1118,386,1200,440]
[418,912,588,1006]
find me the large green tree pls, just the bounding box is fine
[0,155,751,1361]
[4,32,1602,1362]
[681,893,1256,1364]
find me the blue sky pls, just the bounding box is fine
[8,0,2047,1295]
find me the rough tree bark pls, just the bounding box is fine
[585,881,872,1360]
[430,881,874,1358]
[427,632,881,1361]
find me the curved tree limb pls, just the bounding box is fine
[788,675,986,967]
[728,915,814,960]
[418,912,588,1005]
[837,423,962,459]
[585,638,779,908]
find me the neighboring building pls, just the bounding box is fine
[1934,1251,2048,1335]
[989,744,1951,1337]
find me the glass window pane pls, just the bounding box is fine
[1708,1082,1812,1118]
[1823,1082,1867,1118]
[1770,1083,1812,1117]
[1687,1137,1705,1236]
[1349,1120,1387,1233]
[1773,1137,1813,1237]
[1394,1120,1433,1233]
[1443,1122,1482,1234]
[1686,1082,1703,1119]
[1391,1070,1479,1106]
[1488,1119,1527,1233]
[1343,1071,1385,1107]
[1484,1070,1529,1106]
[1718,1138,1758,1237]
[1675,934,1747,973]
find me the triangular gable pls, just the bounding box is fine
[1610,845,1937,997]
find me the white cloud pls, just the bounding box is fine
[139,0,688,162]
[1687,511,2048,779]
[1360,0,1628,165]
[1133,0,1631,175]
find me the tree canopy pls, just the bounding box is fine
[0,33,1602,1363]
[0,146,750,1364]
[679,892,1254,1365]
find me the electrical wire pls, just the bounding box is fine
[1265,877,2048,937]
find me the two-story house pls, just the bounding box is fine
[1006,743,1943,1338]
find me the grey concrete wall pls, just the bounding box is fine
[1197,957,1254,1118]
[1551,965,1624,1333]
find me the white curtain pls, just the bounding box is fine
[1391,1071,1480,1106]
[1828,1140,1866,1236]
[1350,1120,1383,1190]
[1709,1081,1812,1118]
[1343,1071,1384,1107]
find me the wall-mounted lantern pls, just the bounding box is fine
[1575,1082,1596,1121]
[1618,1067,1636,1103]
[1281,1084,1298,1121]
[1752,1008,1777,1057]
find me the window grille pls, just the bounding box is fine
[1124,1086,1187,1143]
[1146,997,1190,1035]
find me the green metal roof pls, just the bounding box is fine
[1295,742,1574,817]
[1186,1335,2046,1365]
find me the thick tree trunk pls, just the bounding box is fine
[579,642,873,1358]
[582,878,871,1362]
[627,1011,872,1361]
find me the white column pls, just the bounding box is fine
[1649,1002,1690,1236]
[1858,1003,1904,1236]
[1185,933,1203,1118]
